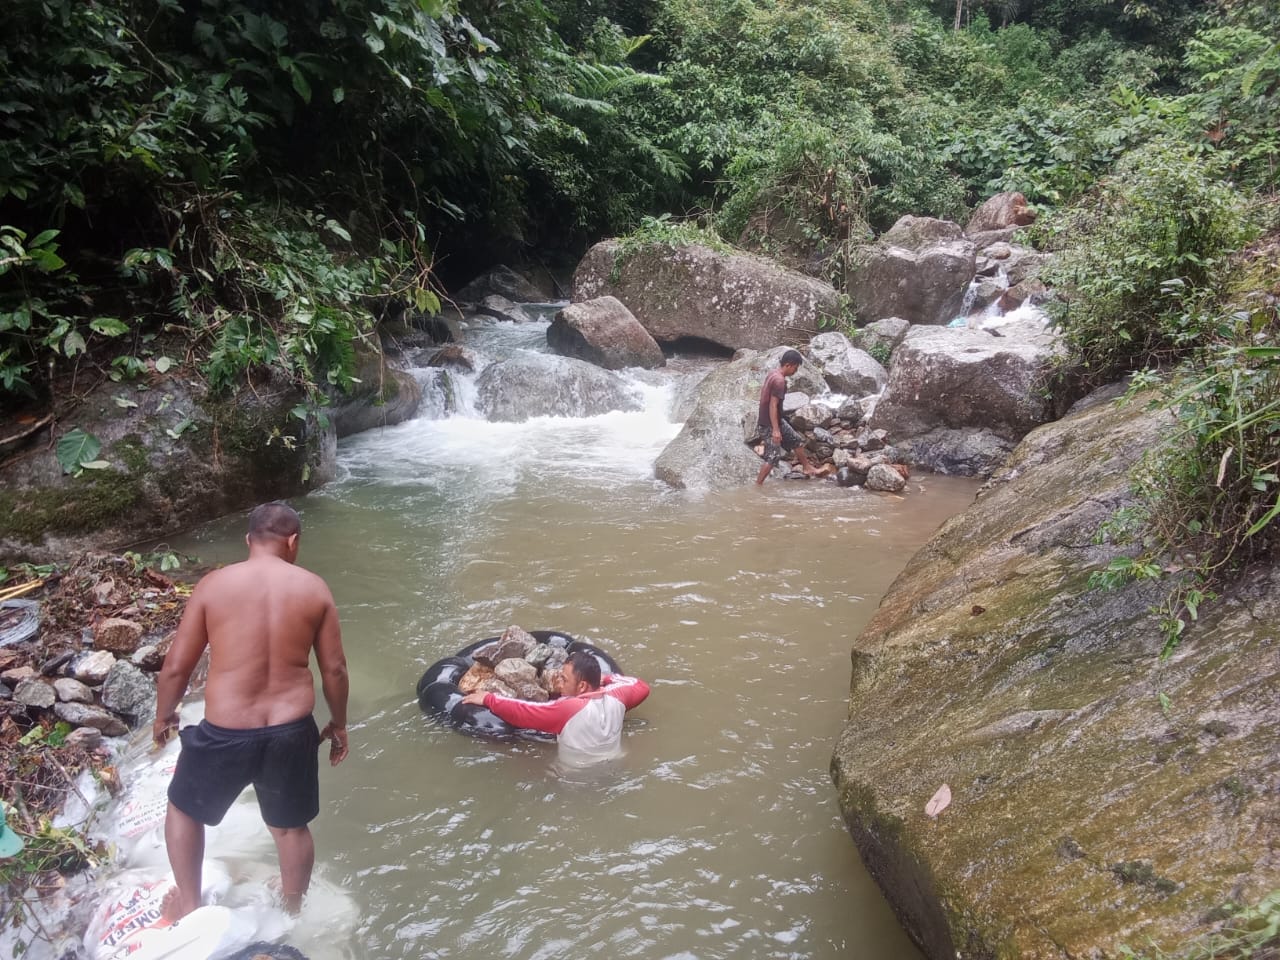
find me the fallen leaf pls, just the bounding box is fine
[925,783,952,818]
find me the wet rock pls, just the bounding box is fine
[573,240,840,352]
[835,467,860,487]
[477,294,536,324]
[848,220,975,326]
[832,448,851,469]
[790,403,832,431]
[891,427,1017,478]
[835,398,865,427]
[428,344,479,372]
[68,650,116,685]
[54,701,129,737]
[965,191,1037,234]
[14,677,56,710]
[472,625,538,666]
[53,677,94,704]
[844,456,873,485]
[100,661,156,723]
[94,618,144,655]
[477,678,517,699]
[508,679,549,702]
[525,643,554,668]
[327,343,423,439]
[494,658,538,687]
[865,463,906,492]
[813,426,837,446]
[859,429,889,452]
[64,726,103,751]
[455,265,546,304]
[547,296,665,370]
[457,663,495,694]
[475,353,643,422]
[805,332,889,397]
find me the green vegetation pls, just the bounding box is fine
[1120,890,1280,960]
[2,0,1278,650]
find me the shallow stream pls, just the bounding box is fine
[164,316,980,959]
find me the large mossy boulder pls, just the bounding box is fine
[0,372,335,562]
[573,240,841,352]
[830,390,1280,959]
[654,346,828,489]
[327,340,423,438]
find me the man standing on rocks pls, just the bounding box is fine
[153,501,350,919]
[755,349,819,484]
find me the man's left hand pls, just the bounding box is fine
[152,713,178,750]
[319,722,349,766]
[460,691,487,707]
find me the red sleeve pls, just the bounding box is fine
[600,675,650,710]
[482,693,586,734]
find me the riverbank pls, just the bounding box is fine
[0,553,194,954]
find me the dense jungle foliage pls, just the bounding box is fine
[1,0,1277,643]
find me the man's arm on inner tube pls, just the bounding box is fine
[601,675,651,710]
[479,693,585,735]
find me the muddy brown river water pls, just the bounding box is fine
[162,319,981,959]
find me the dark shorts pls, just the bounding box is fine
[755,420,804,466]
[168,716,320,829]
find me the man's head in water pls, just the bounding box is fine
[559,651,602,698]
[246,501,302,562]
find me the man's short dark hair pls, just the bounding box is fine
[780,349,803,367]
[247,502,301,541]
[566,650,602,690]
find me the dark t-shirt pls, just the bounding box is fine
[758,368,787,430]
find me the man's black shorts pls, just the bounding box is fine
[756,420,804,466]
[168,716,320,828]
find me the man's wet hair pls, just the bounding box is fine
[566,650,602,690]
[247,502,302,541]
[780,349,803,367]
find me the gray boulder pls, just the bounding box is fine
[54,677,94,703]
[573,240,841,352]
[847,225,976,326]
[865,463,907,492]
[869,321,1062,457]
[455,265,546,304]
[475,354,643,423]
[14,677,55,710]
[804,332,888,397]
[964,191,1037,234]
[547,296,665,370]
[891,428,1017,477]
[654,347,828,489]
[328,341,423,439]
[68,650,116,685]
[829,391,1280,959]
[476,294,537,324]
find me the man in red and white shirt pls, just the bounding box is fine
[462,651,649,763]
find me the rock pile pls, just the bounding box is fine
[0,555,185,745]
[753,399,911,492]
[456,625,569,701]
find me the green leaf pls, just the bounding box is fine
[113,395,139,409]
[324,219,352,242]
[90,317,129,337]
[63,330,87,356]
[154,356,173,373]
[29,229,59,247]
[79,460,111,470]
[332,86,345,104]
[1157,691,1171,714]
[414,288,440,314]
[56,428,102,475]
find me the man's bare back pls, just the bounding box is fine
[192,555,340,728]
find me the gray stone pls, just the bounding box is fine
[14,677,56,710]
[54,701,129,737]
[573,240,841,353]
[881,216,964,249]
[99,661,156,723]
[790,403,832,432]
[865,463,907,492]
[494,658,538,686]
[475,353,643,422]
[131,645,165,672]
[855,317,910,362]
[2,665,37,684]
[68,650,116,685]
[477,294,536,324]
[94,618,144,655]
[63,726,103,751]
[53,677,94,704]
[869,323,1062,450]
[456,265,546,304]
[848,239,976,327]
[835,398,865,427]
[804,331,888,397]
[547,296,665,370]
[327,344,423,439]
[893,428,1017,477]
[472,626,538,666]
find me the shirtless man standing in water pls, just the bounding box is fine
[153,502,350,919]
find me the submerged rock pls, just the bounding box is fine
[475,354,643,422]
